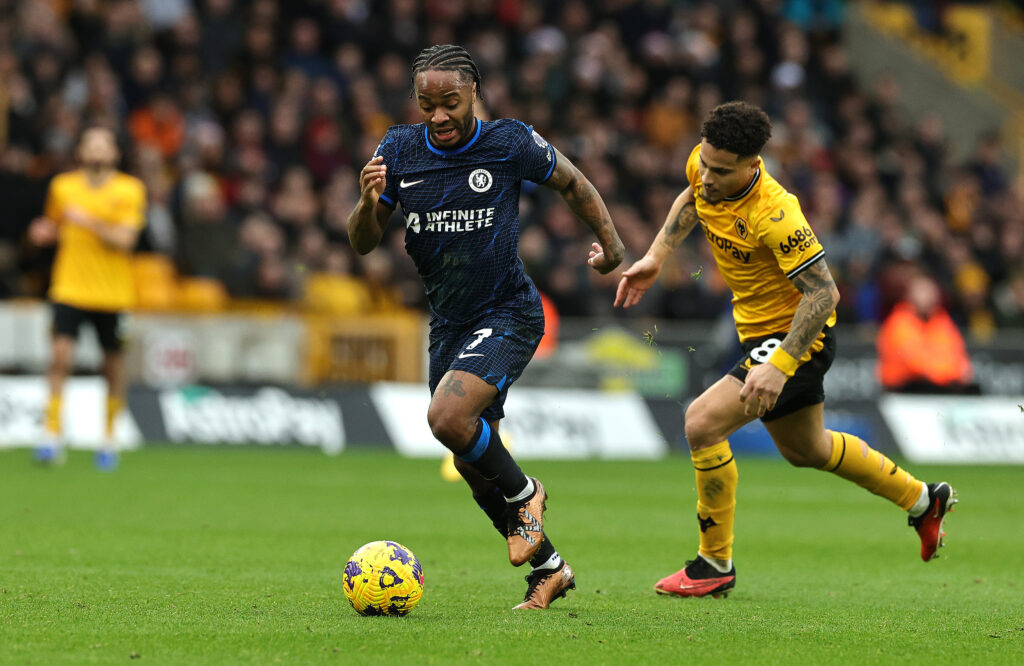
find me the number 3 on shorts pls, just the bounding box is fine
[749,338,781,363]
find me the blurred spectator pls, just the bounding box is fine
[877,273,977,394]
[994,271,1024,328]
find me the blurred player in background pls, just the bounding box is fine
[615,102,956,598]
[28,126,146,470]
[348,45,623,610]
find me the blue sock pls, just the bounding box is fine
[456,419,528,498]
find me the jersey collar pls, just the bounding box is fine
[423,118,482,156]
[723,167,761,202]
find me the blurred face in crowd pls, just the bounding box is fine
[696,139,760,204]
[78,127,119,173]
[906,274,941,317]
[414,69,476,149]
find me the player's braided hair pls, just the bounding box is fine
[701,101,772,158]
[410,44,482,98]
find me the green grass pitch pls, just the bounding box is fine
[2,447,1022,664]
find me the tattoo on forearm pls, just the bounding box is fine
[442,376,466,398]
[783,258,838,357]
[660,202,699,251]
[563,174,623,263]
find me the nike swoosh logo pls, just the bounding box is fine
[400,179,424,188]
[458,352,485,359]
[770,209,785,222]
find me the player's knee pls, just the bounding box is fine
[683,402,718,451]
[49,353,72,376]
[427,406,474,450]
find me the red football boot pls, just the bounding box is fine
[909,481,957,562]
[655,556,735,598]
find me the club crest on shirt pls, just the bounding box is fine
[531,130,549,149]
[734,217,748,240]
[468,168,493,193]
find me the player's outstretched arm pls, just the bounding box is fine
[347,156,392,255]
[614,186,699,308]
[738,258,840,417]
[543,148,624,274]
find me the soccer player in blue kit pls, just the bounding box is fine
[347,45,624,610]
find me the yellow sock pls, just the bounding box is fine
[45,395,62,436]
[820,431,923,510]
[105,396,124,439]
[692,441,738,562]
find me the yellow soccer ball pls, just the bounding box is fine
[342,541,425,616]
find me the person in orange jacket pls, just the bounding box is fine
[877,273,976,393]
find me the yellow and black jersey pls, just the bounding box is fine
[685,144,836,347]
[45,170,146,311]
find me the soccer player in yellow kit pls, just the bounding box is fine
[29,126,146,470]
[615,102,956,597]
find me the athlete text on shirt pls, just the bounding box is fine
[406,207,496,233]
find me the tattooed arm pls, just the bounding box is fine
[543,148,624,274]
[614,186,700,308]
[779,258,840,359]
[738,257,839,416]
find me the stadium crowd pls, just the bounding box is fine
[1,0,1022,336]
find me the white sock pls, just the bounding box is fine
[505,478,535,503]
[532,552,562,572]
[699,553,733,574]
[908,483,930,517]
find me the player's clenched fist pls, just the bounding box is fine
[359,155,387,202]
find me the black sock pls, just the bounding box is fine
[529,534,558,569]
[473,486,509,538]
[455,419,528,498]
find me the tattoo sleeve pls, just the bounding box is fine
[781,258,840,358]
[545,152,624,266]
[658,202,700,253]
[561,173,623,264]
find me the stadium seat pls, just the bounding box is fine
[176,277,228,312]
[133,253,178,310]
[304,272,372,316]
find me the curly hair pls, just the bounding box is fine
[410,44,482,98]
[700,101,772,158]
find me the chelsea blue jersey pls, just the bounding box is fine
[374,118,556,325]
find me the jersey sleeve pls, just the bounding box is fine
[514,121,556,184]
[373,128,399,208]
[114,178,147,229]
[684,144,701,190]
[755,194,825,280]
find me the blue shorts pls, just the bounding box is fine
[428,307,545,421]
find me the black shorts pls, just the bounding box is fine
[727,327,836,422]
[428,307,545,422]
[51,302,126,352]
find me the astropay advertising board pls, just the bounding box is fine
[879,395,1024,464]
[370,383,666,459]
